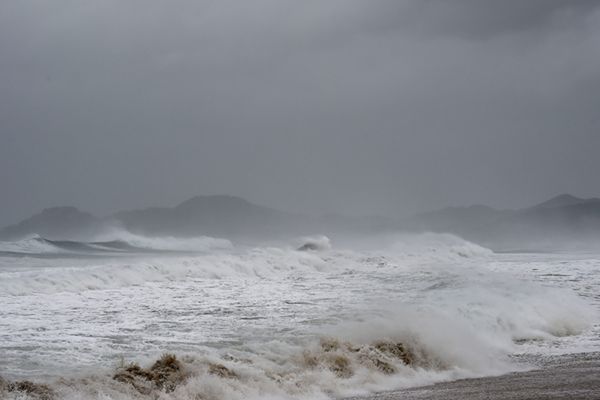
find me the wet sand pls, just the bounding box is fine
[355,353,600,400]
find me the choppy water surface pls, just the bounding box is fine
[0,233,598,399]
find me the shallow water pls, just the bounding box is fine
[0,233,598,399]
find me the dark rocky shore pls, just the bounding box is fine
[354,352,600,400]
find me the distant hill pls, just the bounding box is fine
[406,194,600,249]
[0,207,103,240]
[2,194,599,249]
[531,194,592,209]
[114,195,295,237]
[509,195,600,234]
[0,195,392,241]
[114,195,396,238]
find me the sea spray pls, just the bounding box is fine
[0,233,597,399]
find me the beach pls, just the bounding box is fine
[356,353,600,400]
[1,235,598,399]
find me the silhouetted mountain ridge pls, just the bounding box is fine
[0,207,102,240]
[114,195,292,237]
[407,194,600,249]
[1,194,599,249]
[530,194,600,210]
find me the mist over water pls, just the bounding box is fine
[2,1,600,398]
[1,231,598,399]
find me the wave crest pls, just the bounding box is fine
[0,232,233,255]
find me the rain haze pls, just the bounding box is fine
[2,3,600,400]
[1,0,600,226]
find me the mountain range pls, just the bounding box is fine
[1,194,599,249]
[405,194,600,248]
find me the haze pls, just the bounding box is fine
[1,0,600,226]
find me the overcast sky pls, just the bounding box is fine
[1,0,599,225]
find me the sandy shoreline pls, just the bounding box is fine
[352,352,600,400]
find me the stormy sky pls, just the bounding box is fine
[1,0,599,226]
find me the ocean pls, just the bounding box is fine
[0,232,598,399]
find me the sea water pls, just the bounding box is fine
[0,233,598,399]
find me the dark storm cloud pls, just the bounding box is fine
[355,0,600,38]
[0,1,599,226]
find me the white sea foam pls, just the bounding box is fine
[90,229,234,252]
[295,235,332,252]
[0,235,63,254]
[0,230,233,256]
[3,296,591,400]
[0,233,598,399]
[0,247,328,295]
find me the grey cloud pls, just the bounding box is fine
[0,1,599,226]
[352,0,600,38]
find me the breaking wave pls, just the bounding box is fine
[0,233,596,399]
[0,232,232,255]
[90,230,234,252]
[1,297,592,400]
[296,235,332,252]
[0,335,498,400]
[0,246,329,295]
[0,235,67,254]
[0,233,492,296]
